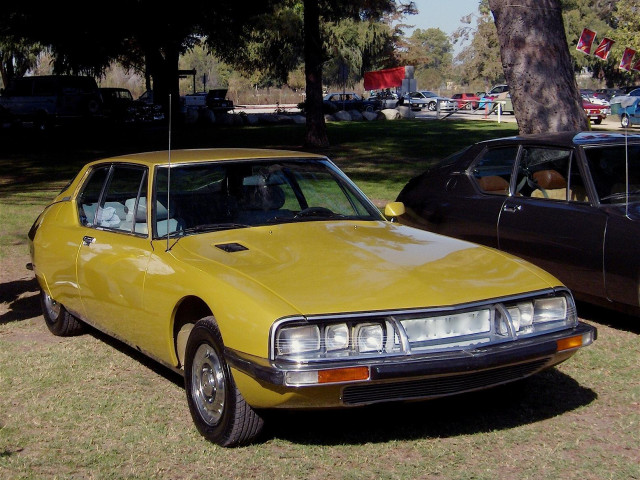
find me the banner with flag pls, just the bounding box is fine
[576,28,596,54]
[594,38,615,60]
[620,47,636,71]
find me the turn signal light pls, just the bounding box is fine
[318,366,369,384]
[556,335,583,352]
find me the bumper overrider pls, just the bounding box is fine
[226,289,597,407]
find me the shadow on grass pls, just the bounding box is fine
[0,277,40,324]
[261,369,596,446]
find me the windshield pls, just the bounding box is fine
[153,158,383,237]
[584,144,640,204]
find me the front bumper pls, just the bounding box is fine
[227,322,596,407]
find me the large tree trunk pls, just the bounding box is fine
[488,0,589,134]
[304,0,330,149]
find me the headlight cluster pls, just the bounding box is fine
[272,292,577,362]
[274,321,398,361]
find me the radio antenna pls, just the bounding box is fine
[166,93,172,252]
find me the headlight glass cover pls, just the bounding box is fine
[271,291,578,362]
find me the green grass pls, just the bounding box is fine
[2,119,639,479]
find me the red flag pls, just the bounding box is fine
[594,37,615,60]
[576,28,596,55]
[363,67,405,91]
[620,47,636,71]
[632,57,640,73]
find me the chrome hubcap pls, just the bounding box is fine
[43,293,61,320]
[191,344,226,426]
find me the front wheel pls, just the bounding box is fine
[621,114,630,128]
[428,101,437,111]
[184,316,264,447]
[40,289,84,336]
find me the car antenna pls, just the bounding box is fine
[166,93,172,252]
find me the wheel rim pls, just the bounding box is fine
[43,293,61,319]
[622,115,629,128]
[191,343,226,426]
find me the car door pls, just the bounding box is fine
[440,145,518,248]
[75,163,153,340]
[497,146,607,299]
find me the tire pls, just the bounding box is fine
[428,101,437,111]
[593,118,602,125]
[184,316,264,447]
[621,114,630,128]
[40,289,84,336]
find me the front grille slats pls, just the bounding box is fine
[342,358,549,405]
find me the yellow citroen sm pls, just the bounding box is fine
[28,149,596,446]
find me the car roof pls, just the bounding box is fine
[87,148,326,168]
[477,131,640,148]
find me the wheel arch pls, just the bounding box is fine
[173,295,213,369]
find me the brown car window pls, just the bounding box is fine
[470,146,518,195]
[515,147,587,202]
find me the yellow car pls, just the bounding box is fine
[28,148,596,446]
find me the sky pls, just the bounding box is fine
[405,0,481,53]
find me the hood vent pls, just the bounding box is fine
[215,242,249,253]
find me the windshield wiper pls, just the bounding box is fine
[179,223,251,235]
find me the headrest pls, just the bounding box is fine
[533,170,566,190]
[241,185,285,211]
[477,175,509,193]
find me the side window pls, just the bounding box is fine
[470,146,518,195]
[101,166,147,233]
[515,148,584,201]
[76,164,147,233]
[77,166,109,226]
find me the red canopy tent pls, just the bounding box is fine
[363,66,405,91]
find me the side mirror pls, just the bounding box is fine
[384,202,405,221]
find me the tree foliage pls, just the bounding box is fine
[399,28,453,89]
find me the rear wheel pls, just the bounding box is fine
[40,289,84,336]
[184,316,264,447]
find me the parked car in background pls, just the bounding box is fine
[451,92,481,110]
[100,87,136,123]
[402,91,454,111]
[0,75,103,129]
[323,92,364,111]
[363,91,399,111]
[28,148,595,446]
[205,89,234,113]
[596,88,624,101]
[582,98,608,124]
[397,131,640,316]
[615,96,640,128]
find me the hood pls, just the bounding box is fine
[172,221,561,316]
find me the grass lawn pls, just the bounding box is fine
[1,118,639,480]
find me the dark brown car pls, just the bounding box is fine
[396,131,640,315]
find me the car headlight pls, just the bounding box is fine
[275,325,320,356]
[354,323,384,353]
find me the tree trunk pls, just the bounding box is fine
[488,0,589,134]
[304,0,330,149]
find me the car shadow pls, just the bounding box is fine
[260,369,596,445]
[0,277,41,325]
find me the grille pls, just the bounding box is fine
[342,358,549,405]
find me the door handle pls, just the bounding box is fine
[82,235,96,246]
[502,204,522,213]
